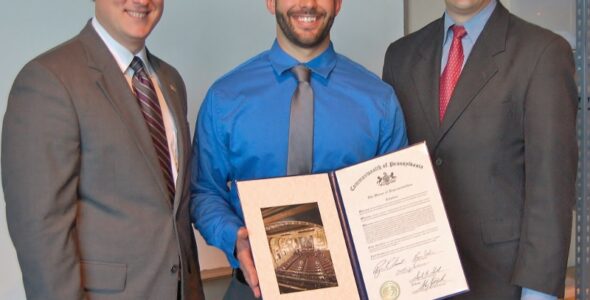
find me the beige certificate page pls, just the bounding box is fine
[237,174,360,300]
[334,143,468,300]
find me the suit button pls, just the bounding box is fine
[435,158,443,166]
[170,265,179,274]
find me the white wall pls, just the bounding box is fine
[407,0,446,33]
[0,1,404,299]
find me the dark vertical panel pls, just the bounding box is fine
[576,0,590,298]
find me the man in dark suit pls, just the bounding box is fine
[2,1,204,299]
[383,0,577,299]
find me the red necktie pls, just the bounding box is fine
[439,25,467,122]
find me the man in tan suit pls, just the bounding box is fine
[383,0,577,299]
[2,1,204,299]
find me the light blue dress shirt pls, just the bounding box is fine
[443,1,556,299]
[191,41,408,267]
[441,0,496,73]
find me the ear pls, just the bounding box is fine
[266,0,276,15]
[334,0,342,16]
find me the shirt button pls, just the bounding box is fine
[170,265,179,274]
[435,158,443,166]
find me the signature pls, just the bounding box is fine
[410,265,443,283]
[413,273,448,293]
[413,249,435,263]
[395,262,427,276]
[373,257,406,279]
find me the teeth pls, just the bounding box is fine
[297,16,317,23]
[128,11,147,18]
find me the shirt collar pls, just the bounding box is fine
[443,0,497,45]
[91,17,150,75]
[268,40,337,80]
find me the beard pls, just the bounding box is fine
[275,7,335,49]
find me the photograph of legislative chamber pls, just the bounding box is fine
[261,203,339,294]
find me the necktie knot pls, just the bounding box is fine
[292,65,310,83]
[130,56,146,74]
[452,25,467,40]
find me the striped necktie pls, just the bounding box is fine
[130,57,175,202]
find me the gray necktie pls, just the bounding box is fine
[287,65,314,176]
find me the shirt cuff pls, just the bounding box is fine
[521,288,557,300]
[221,221,242,268]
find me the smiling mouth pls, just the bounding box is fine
[126,10,149,19]
[296,15,318,23]
[288,7,326,25]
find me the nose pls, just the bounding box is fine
[132,0,150,5]
[298,0,317,8]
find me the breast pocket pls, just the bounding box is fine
[464,99,517,145]
[472,98,513,119]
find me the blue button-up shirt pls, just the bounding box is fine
[191,41,407,267]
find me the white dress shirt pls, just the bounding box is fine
[92,18,179,184]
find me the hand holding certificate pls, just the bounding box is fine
[236,143,468,300]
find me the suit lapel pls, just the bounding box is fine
[435,4,509,147]
[78,23,172,208]
[412,19,444,145]
[149,54,189,213]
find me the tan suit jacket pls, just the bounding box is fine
[2,23,204,300]
[383,3,577,299]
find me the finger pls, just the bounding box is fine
[237,227,249,240]
[245,264,259,287]
[252,285,261,298]
[241,263,261,298]
[236,227,260,297]
[240,256,258,285]
[244,267,260,299]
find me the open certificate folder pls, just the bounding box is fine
[236,143,469,300]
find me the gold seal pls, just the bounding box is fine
[380,281,400,300]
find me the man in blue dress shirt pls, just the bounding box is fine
[191,0,407,298]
